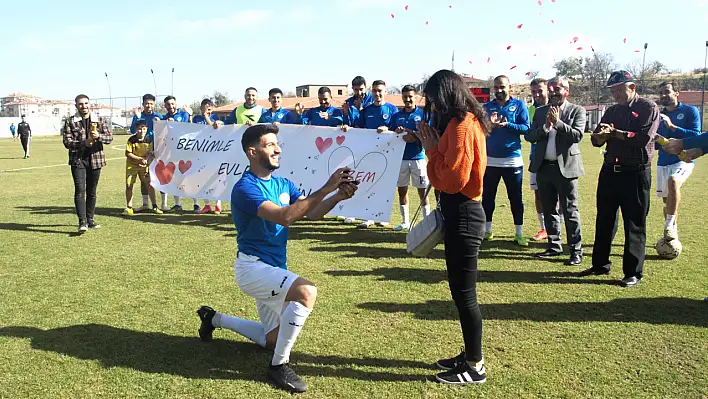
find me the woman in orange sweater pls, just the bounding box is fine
[414,69,490,385]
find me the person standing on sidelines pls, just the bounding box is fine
[342,80,398,228]
[482,76,531,246]
[390,85,430,231]
[654,81,700,242]
[61,94,113,233]
[17,115,32,159]
[196,124,358,394]
[412,70,490,385]
[259,88,297,124]
[526,77,587,266]
[9,123,16,141]
[192,99,223,215]
[160,95,191,213]
[580,70,660,288]
[528,78,551,241]
[294,87,344,127]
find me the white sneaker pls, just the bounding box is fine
[343,217,356,224]
[393,223,410,231]
[664,226,678,241]
[376,221,389,227]
[358,220,375,229]
[135,205,149,212]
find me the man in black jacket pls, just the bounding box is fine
[17,115,31,159]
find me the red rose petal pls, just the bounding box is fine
[510,65,517,70]
[623,38,627,43]
[487,57,491,63]
[518,24,523,29]
[631,111,639,118]
[627,132,636,138]
[538,0,542,5]
[634,49,640,52]
[577,47,583,50]
[525,71,531,76]
[405,4,408,10]
[391,13,395,18]
[551,19,555,24]
[573,36,578,43]
[507,45,512,50]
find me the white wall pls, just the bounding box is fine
[0,117,62,138]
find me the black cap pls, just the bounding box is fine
[606,70,634,88]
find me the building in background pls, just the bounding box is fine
[295,84,348,98]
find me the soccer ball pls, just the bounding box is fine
[655,237,682,259]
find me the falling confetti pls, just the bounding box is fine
[469,60,473,64]
[634,49,640,52]
[533,53,537,56]
[487,57,491,63]
[507,45,512,50]
[538,0,542,5]
[627,132,636,138]
[405,4,408,10]
[525,71,531,76]
[631,112,639,118]
[623,38,627,43]
[510,65,517,70]
[425,20,429,25]
[517,24,523,29]
[577,47,583,50]
[573,36,579,43]
[391,13,395,18]
[449,4,452,8]
[551,19,555,24]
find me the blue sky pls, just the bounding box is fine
[3,0,707,107]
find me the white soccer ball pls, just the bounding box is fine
[655,237,682,260]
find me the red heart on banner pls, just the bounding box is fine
[315,137,333,154]
[155,160,176,185]
[178,160,192,174]
[336,135,346,145]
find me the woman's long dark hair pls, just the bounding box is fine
[423,69,491,135]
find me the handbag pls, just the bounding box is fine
[406,185,445,257]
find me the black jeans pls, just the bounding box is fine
[440,192,485,362]
[592,166,651,279]
[71,164,101,225]
[20,135,29,156]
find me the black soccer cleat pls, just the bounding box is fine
[196,305,216,342]
[436,350,466,370]
[435,359,486,385]
[268,363,307,393]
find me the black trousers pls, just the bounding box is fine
[591,166,651,279]
[20,135,29,156]
[71,165,102,224]
[440,192,485,362]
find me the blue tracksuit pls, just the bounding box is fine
[656,102,700,166]
[358,102,399,130]
[192,114,219,124]
[344,93,375,126]
[130,112,163,142]
[483,97,530,165]
[259,108,297,124]
[390,107,425,160]
[299,106,344,127]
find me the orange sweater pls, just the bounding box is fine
[426,113,487,201]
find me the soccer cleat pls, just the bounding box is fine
[343,217,356,224]
[268,363,307,393]
[532,228,548,241]
[358,220,375,229]
[214,205,222,215]
[78,224,88,233]
[436,350,466,371]
[483,232,494,241]
[435,358,486,385]
[135,205,150,213]
[87,221,101,229]
[514,234,529,247]
[193,205,201,214]
[393,223,410,232]
[664,226,678,242]
[198,205,213,214]
[122,207,134,216]
[196,305,216,342]
[152,206,164,214]
[169,205,183,213]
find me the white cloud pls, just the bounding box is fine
[172,10,272,36]
[21,39,45,51]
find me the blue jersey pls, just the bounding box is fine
[192,114,219,124]
[683,132,708,154]
[359,102,398,130]
[657,103,701,166]
[130,112,163,141]
[483,97,530,160]
[231,172,303,270]
[390,107,425,160]
[300,106,344,127]
[345,93,374,126]
[10,125,16,134]
[162,109,190,123]
[259,108,296,124]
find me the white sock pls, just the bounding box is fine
[212,312,266,347]
[142,195,149,207]
[204,199,211,206]
[174,196,181,206]
[665,215,676,229]
[193,198,199,206]
[216,200,222,208]
[272,302,312,366]
[485,222,493,234]
[423,205,431,219]
[515,225,523,236]
[161,192,168,208]
[537,212,545,230]
[400,205,409,225]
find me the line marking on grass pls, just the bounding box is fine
[0,144,127,173]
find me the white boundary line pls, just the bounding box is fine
[0,144,126,173]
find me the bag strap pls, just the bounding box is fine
[409,184,435,228]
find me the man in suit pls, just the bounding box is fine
[526,76,587,265]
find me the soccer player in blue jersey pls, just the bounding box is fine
[193,99,222,214]
[390,85,430,231]
[341,75,375,127]
[196,124,358,394]
[342,79,398,228]
[259,88,296,124]
[130,94,163,143]
[654,81,700,242]
[294,86,344,127]
[482,75,531,246]
[161,96,192,213]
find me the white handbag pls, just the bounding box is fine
[406,186,445,257]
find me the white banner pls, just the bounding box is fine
[150,121,407,222]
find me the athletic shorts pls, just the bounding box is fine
[234,253,298,334]
[397,159,429,188]
[126,165,149,186]
[656,162,693,198]
[529,172,538,191]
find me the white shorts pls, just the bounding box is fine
[234,253,298,334]
[397,159,429,188]
[656,162,694,198]
[529,172,538,191]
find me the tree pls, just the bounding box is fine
[553,58,583,80]
[553,52,617,105]
[526,71,540,81]
[211,91,232,107]
[387,85,403,95]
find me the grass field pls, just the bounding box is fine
[0,135,706,399]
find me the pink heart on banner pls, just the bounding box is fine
[178,160,192,174]
[336,135,346,145]
[315,137,333,154]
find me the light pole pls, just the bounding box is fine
[701,41,707,131]
[171,68,175,95]
[640,43,648,94]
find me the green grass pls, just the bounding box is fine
[0,136,706,399]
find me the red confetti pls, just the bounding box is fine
[507,45,512,50]
[525,71,531,76]
[576,47,583,50]
[634,49,640,52]
[449,5,452,8]
[469,60,473,64]
[510,65,517,70]
[538,0,542,5]
[517,24,523,29]
[487,57,491,63]
[425,20,429,25]
[533,53,537,56]
[551,0,556,2]
[391,13,395,18]
[627,132,636,138]
[623,38,627,43]
[573,36,578,43]
[551,19,555,24]
[631,112,639,118]
[405,5,408,10]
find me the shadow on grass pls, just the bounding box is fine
[0,324,432,383]
[0,222,85,237]
[325,267,609,285]
[357,297,708,327]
